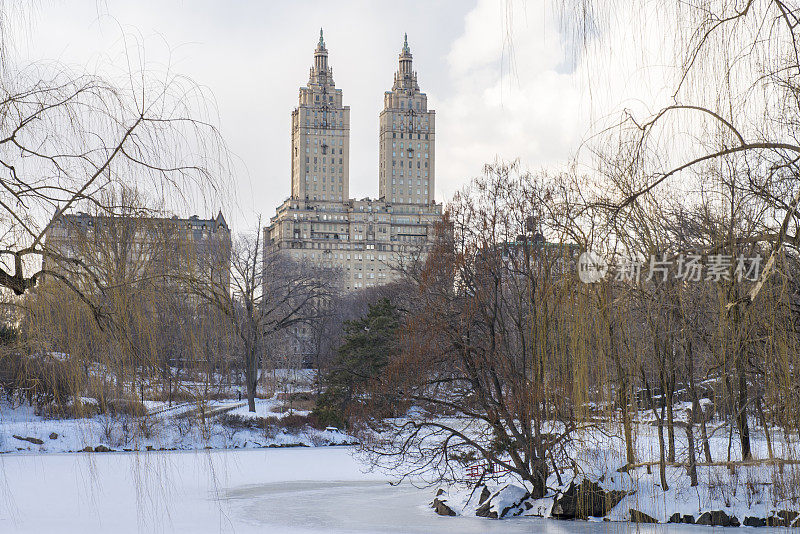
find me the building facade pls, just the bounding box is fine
[379,34,435,205]
[291,30,351,203]
[43,211,231,293]
[266,31,442,291]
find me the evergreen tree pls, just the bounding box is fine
[313,298,399,428]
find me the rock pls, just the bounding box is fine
[551,479,627,519]
[767,516,787,527]
[475,484,529,519]
[630,510,658,523]
[478,486,491,505]
[778,510,798,524]
[475,501,498,519]
[80,446,93,452]
[432,497,456,517]
[743,516,766,527]
[12,435,44,445]
[668,513,696,524]
[435,488,445,497]
[146,445,154,451]
[49,432,58,440]
[697,510,738,527]
[94,445,111,452]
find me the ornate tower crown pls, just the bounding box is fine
[395,33,419,91]
[310,27,332,86]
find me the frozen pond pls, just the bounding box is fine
[0,447,705,533]
[227,479,699,534]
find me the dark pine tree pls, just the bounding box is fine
[313,298,399,428]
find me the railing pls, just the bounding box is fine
[465,460,510,480]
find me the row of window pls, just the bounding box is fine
[305,167,344,174]
[391,151,429,159]
[304,108,343,117]
[389,170,429,178]
[397,100,424,110]
[391,132,430,140]
[393,179,428,186]
[392,142,429,149]
[392,160,429,169]
[306,120,343,127]
[306,156,343,164]
[393,188,428,195]
[392,197,429,204]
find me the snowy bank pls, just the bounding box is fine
[435,462,800,527]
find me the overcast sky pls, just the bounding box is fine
[18,0,672,232]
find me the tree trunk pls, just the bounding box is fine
[530,457,549,499]
[657,404,669,491]
[730,302,752,461]
[607,285,635,467]
[686,405,698,487]
[686,336,712,462]
[621,388,636,466]
[645,370,669,491]
[700,412,713,463]
[736,356,751,460]
[756,396,774,460]
[245,347,258,412]
[666,387,676,463]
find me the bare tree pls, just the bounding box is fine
[0,8,227,297]
[187,225,335,412]
[360,163,590,497]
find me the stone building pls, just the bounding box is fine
[266,30,442,291]
[43,211,231,293]
[379,34,436,205]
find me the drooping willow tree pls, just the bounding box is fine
[0,5,229,298]
[549,0,800,463]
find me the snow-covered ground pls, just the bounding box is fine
[0,447,703,534]
[0,397,347,453]
[2,387,797,530]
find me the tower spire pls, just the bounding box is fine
[398,33,414,82]
[311,28,330,82]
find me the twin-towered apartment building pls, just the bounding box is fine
[265,30,443,290]
[44,30,442,297]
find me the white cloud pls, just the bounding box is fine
[436,0,585,202]
[12,0,687,231]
